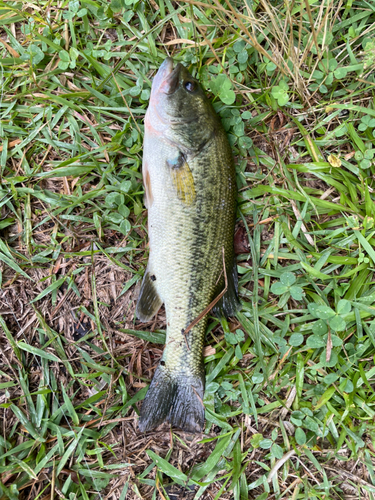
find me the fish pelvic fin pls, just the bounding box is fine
[214,257,240,317]
[139,366,205,433]
[136,268,163,322]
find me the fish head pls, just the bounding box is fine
[147,58,218,150]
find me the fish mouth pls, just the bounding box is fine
[153,57,181,95]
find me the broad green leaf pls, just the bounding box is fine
[280,272,296,286]
[119,328,166,344]
[30,277,67,303]
[17,342,61,362]
[295,427,306,445]
[312,319,328,335]
[337,299,351,315]
[10,405,45,442]
[270,282,288,295]
[290,286,304,301]
[147,450,196,486]
[289,333,304,346]
[259,439,273,449]
[314,386,336,410]
[60,383,79,426]
[315,306,336,320]
[306,335,326,348]
[271,443,283,459]
[0,315,22,361]
[328,315,346,332]
[0,248,33,280]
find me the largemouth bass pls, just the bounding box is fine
[137,58,239,433]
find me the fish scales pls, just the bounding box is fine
[136,58,239,433]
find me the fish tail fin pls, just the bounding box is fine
[139,366,205,433]
[168,375,205,432]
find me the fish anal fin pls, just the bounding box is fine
[167,152,196,206]
[213,257,240,317]
[136,269,162,322]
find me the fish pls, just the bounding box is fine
[136,57,239,433]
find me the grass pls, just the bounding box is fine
[1,0,375,498]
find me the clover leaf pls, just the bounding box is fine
[295,427,306,445]
[289,333,304,346]
[237,50,248,64]
[334,67,348,79]
[337,299,351,315]
[308,304,336,320]
[210,74,236,105]
[310,57,348,92]
[225,329,245,345]
[355,145,375,169]
[306,334,326,348]
[253,431,284,459]
[233,40,246,53]
[105,192,124,208]
[358,114,375,132]
[308,299,351,332]
[220,381,239,401]
[312,319,328,335]
[225,329,245,359]
[358,252,370,264]
[271,80,290,106]
[20,44,45,66]
[271,272,304,301]
[103,192,131,235]
[58,48,79,70]
[266,61,277,74]
[328,315,346,331]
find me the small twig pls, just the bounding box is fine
[182,247,228,342]
[324,465,375,489]
[267,449,296,482]
[303,0,321,60]
[182,331,190,351]
[0,138,21,152]
[192,385,204,408]
[290,200,315,246]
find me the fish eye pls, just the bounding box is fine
[184,81,197,92]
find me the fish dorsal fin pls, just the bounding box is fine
[136,268,163,322]
[167,152,196,206]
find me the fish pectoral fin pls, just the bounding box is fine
[136,269,163,322]
[213,257,241,318]
[167,152,196,206]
